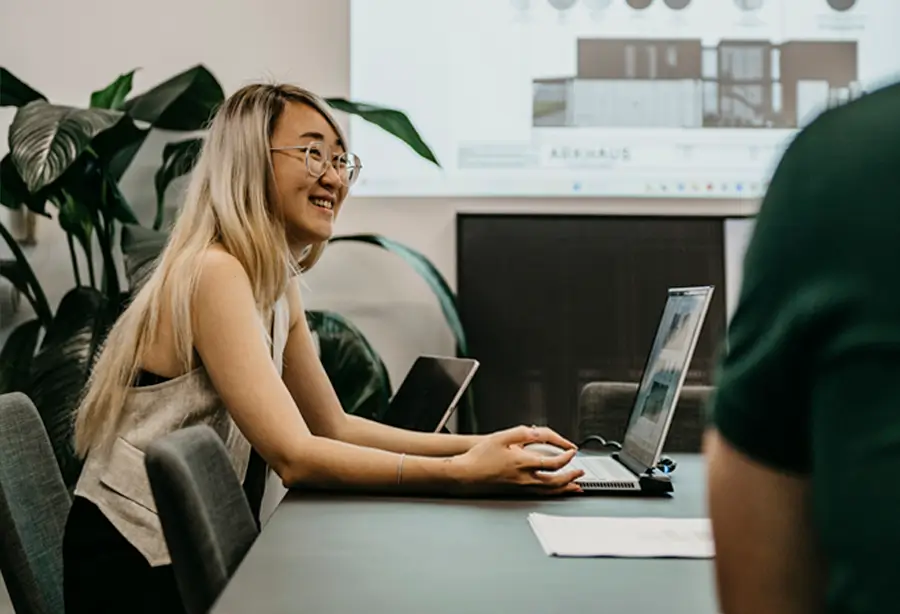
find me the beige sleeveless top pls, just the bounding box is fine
[74,294,291,567]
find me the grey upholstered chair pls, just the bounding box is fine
[576,381,713,453]
[0,392,71,614]
[145,425,259,614]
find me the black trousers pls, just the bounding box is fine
[63,496,187,614]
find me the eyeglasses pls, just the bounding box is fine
[270,141,362,187]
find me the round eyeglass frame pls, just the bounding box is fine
[270,141,363,187]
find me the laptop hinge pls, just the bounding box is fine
[615,450,652,477]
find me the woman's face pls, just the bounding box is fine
[269,101,348,249]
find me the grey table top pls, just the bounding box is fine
[212,454,718,614]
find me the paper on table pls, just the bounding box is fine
[527,513,715,558]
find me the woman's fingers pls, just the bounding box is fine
[518,448,577,472]
[532,467,584,488]
[533,426,578,451]
[501,424,578,451]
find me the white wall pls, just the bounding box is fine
[0,0,757,386]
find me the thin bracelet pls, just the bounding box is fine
[396,453,407,485]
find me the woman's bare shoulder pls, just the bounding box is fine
[140,245,253,376]
[195,244,248,283]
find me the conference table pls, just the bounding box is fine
[212,454,718,614]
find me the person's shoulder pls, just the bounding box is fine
[792,80,900,162]
[758,80,900,229]
[816,79,900,125]
[196,245,251,282]
[193,245,255,302]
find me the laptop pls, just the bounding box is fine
[381,355,480,433]
[557,286,714,494]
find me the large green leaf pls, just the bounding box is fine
[100,66,221,180]
[0,259,32,307]
[39,286,112,349]
[328,234,466,354]
[0,155,25,210]
[9,100,123,193]
[123,64,224,131]
[0,153,47,214]
[153,137,203,229]
[0,319,42,393]
[27,325,89,489]
[25,287,124,489]
[97,161,139,224]
[0,67,46,107]
[0,221,52,327]
[55,154,138,226]
[325,98,440,167]
[90,70,136,110]
[90,72,147,181]
[101,123,149,182]
[56,193,94,282]
[307,309,392,420]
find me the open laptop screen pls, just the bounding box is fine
[621,286,714,470]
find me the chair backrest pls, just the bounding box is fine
[145,425,259,614]
[0,392,71,614]
[576,381,713,453]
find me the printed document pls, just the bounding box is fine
[527,514,715,558]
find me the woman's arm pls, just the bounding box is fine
[190,249,580,493]
[281,280,573,456]
[340,414,482,456]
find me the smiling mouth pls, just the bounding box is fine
[310,197,334,211]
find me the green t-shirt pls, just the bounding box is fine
[709,80,900,614]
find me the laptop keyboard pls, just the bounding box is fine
[569,457,640,490]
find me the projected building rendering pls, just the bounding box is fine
[533,38,859,129]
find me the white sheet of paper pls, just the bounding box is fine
[527,513,715,558]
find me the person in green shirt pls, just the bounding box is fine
[705,79,900,614]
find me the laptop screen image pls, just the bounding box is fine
[621,286,714,470]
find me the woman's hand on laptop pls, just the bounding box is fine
[453,425,584,495]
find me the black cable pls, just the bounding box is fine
[578,434,677,475]
[577,434,622,451]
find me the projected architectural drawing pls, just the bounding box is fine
[350,0,899,198]
[533,38,859,129]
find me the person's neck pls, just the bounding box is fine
[288,239,313,262]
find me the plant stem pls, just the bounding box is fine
[95,179,120,299]
[0,219,53,328]
[60,190,98,289]
[85,243,97,289]
[66,233,82,286]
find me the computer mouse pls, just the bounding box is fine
[523,442,567,457]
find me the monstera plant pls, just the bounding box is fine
[0,65,471,489]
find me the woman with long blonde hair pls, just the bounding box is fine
[61,83,583,613]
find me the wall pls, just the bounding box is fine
[0,0,757,388]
